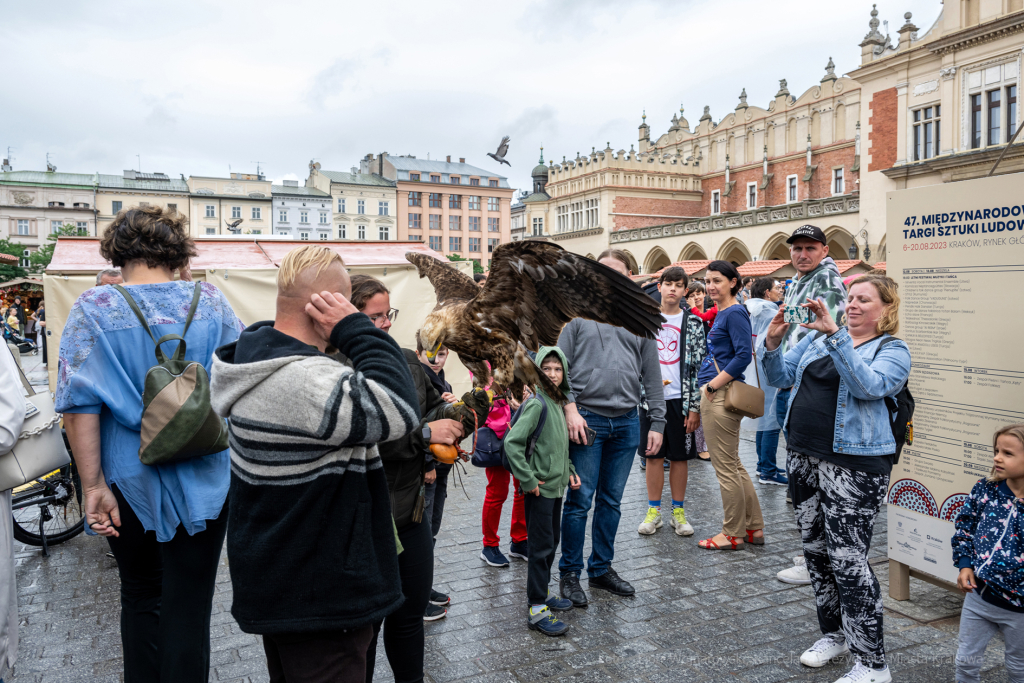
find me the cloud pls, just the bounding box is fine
[306,48,391,108]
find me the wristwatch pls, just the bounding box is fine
[421,424,432,441]
[706,384,717,395]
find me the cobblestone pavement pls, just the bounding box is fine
[7,357,1008,683]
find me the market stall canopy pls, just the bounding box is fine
[0,253,17,264]
[0,278,43,289]
[42,237,465,393]
[46,237,444,272]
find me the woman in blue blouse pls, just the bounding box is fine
[57,206,243,683]
[696,260,764,551]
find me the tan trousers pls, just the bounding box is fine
[700,385,764,538]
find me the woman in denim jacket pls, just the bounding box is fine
[759,274,910,683]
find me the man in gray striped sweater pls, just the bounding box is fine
[210,245,424,683]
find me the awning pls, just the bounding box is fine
[46,237,444,273]
[0,278,43,290]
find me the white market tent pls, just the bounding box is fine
[43,237,474,393]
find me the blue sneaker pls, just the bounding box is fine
[509,540,528,560]
[544,593,573,612]
[759,472,789,486]
[527,606,569,636]
[480,546,510,567]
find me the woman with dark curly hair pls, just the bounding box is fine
[57,206,243,682]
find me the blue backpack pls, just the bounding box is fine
[470,394,549,471]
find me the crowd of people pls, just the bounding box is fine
[0,204,1017,683]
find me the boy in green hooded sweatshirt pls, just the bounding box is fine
[504,346,582,636]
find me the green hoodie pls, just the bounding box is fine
[503,346,576,498]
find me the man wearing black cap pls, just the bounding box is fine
[773,224,848,584]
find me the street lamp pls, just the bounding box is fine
[848,229,871,261]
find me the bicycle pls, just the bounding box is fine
[11,432,85,556]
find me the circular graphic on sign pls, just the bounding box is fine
[940,494,970,522]
[888,479,938,517]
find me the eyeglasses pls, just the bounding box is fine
[368,308,399,327]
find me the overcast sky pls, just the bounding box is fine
[2,0,941,196]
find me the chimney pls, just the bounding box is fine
[351,167,358,174]
[446,155,451,163]
[459,157,465,164]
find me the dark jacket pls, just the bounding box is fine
[378,350,488,529]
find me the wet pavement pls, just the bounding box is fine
[7,355,1007,683]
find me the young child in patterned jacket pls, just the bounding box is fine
[951,423,1024,683]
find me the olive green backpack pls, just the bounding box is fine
[114,283,229,466]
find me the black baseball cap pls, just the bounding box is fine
[786,224,827,246]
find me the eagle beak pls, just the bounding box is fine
[427,339,443,362]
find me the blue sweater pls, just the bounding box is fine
[697,304,752,386]
[952,479,1024,611]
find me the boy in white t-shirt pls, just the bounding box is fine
[639,267,706,537]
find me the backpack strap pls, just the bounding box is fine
[114,282,202,363]
[869,335,901,411]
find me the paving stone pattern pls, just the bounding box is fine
[5,356,1009,683]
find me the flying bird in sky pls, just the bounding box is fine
[406,242,662,401]
[487,136,511,166]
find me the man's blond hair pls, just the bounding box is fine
[278,245,345,293]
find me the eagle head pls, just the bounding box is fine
[418,314,449,363]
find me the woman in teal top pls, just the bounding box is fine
[57,206,243,683]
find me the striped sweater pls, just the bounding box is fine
[210,315,420,634]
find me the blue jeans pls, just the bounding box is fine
[775,388,791,432]
[756,429,782,479]
[559,407,641,579]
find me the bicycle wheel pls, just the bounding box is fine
[12,463,86,547]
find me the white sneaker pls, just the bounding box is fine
[669,508,694,536]
[800,634,850,667]
[778,556,812,585]
[833,662,891,683]
[638,507,662,535]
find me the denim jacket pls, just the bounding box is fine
[759,328,911,456]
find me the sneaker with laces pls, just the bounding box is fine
[833,662,891,683]
[423,603,447,621]
[480,545,510,567]
[559,572,588,607]
[638,507,662,535]
[508,540,528,560]
[429,589,450,606]
[778,556,812,585]
[669,508,694,536]
[527,605,569,636]
[759,472,789,485]
[799,634,850,667]
[544,592,573,612]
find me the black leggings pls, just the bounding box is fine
[105,485,228,683]
[366,519,433,683]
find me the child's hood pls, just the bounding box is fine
[536,345,572,395]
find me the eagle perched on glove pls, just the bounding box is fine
[406,241,662,401]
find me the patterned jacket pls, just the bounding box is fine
[952,478,1024,608]
[675,313,706,415]
[779,257,848,356]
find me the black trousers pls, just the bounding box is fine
[264,625,374,683]
[524,494,562,606]
[423,462,452,544]
[788,451,888,668]
[366,519,432,683]
[105,485,228,683]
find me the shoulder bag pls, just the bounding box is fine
[709,308,764,419]
[0,347,70,492]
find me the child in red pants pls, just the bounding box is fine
[480,397,528,567]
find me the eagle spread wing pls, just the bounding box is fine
[472,242,662,350]
[496,136,510,157]
[405,252,479,306]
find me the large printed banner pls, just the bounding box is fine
[886,173,1024,584]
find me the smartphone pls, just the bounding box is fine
[584,427,597,447]
[782,304,815,325]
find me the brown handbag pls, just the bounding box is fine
[711,344,765,419]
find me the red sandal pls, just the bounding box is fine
[698,534,743,550]
[746,530,765,545]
